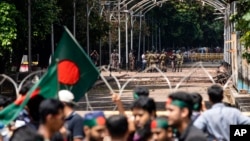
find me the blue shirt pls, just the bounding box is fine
[194,103,250,141]
[65,111,84,141]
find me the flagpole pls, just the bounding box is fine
[28,0,32,72]
[55,58,60,99]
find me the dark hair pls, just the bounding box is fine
[39,99,64,124]
[106,115,128,138]
[27,95,45,122]
[207,84,223,103]
[10,125,43,141]
[168,91,194,118]
[191,93,203,111]
[64,102,75,108]
[19,81,34,96]
[18,80,45,125]
[133,86,149,98]
[0,96,13,108]
[130,97,156,117]
[136,120,152,141]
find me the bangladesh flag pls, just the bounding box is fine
[0,64,58,125]
[53,26,100,101]
[0,26,100,125]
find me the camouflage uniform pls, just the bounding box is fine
[169,50,176,72]
[176,51,184,72]
[145,51,150,68]
[129,51,135,71]
[148,51,155,72]
[111,50,119,71]
[154,51,160,69]
[159,51,167,72]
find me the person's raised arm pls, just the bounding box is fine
[111,93,126,116]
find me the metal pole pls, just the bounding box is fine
[99,39,102,66]
[73,0,76,37]
[51,24,54,55]
[143,16,145,53]
[159,27,161,51]
[130,14,133,51]
[151,18,154,49]
[138,12,142,61]
[28,0,32,72]
[155,25,157,51]
[87,0,90,55]
[126,13,128,71]
[109,5,112,65]
[118,0,121,65]
[51,0,54,55]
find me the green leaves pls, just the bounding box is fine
[243,12,250,21]
[32,0,61,40]
[235,0,250,62]
[148,0,223,47]
[0,2,17,55]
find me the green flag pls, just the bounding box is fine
[0,26,99,125]
[53,26,100,101]
[0,64,58,125]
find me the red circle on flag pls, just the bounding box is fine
[58,60,80,85]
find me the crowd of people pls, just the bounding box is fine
[141,50,184,72]
[0,83,250,141]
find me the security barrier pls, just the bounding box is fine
[190,53,224,62]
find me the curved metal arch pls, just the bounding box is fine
[203,0,226,10]
[132,1,164,15]
[130,0,226,16]
[133,0,158,14]
[129,0,154,11]
[143,0,169,15]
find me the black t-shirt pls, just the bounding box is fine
[64,112,84,141]
[10,125,63,141]
[178,124,207,141]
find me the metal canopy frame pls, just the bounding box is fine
[101,0,227,17]
[100,0,231,71]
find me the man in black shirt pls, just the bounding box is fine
[58,90,84,141]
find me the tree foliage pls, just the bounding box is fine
[147,0,224,49]
[232,0,250,62]
[32,0,61,40]
[0,0,226,72]
[0,2,17,55]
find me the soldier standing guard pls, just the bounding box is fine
[111,49,119,71]
[159,50,167,72]
[129,50,135,71]
[154,50,160,69]
[148,50,156,72]
[169,50,176,72]
[90,50,99,66]
[145,51,150,68]
[176,50,184,72]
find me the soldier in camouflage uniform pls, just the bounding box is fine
[169,50,176,72]
[176,50,184,72]
[129,50,135,71]
[145,50,150,68]
[111,49,119,71]
[154,50,160,69]
[159,50,167,72]
[148,51,155,72]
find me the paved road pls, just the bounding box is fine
[76,62,230,111]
